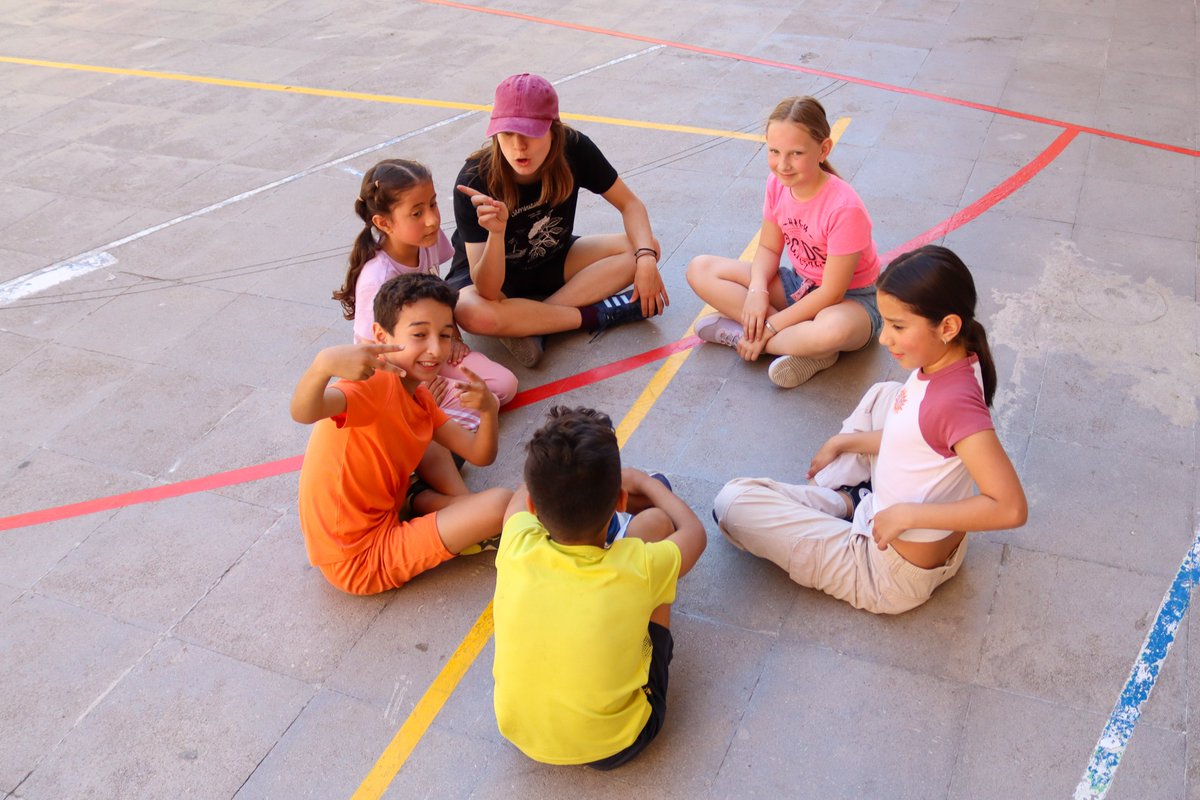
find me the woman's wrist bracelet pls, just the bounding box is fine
[748,287,767,294]
[765,320,778,335]
[633,247,658,261]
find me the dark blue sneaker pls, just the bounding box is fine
[605,472,672,546]
[838,480,872,516]
[589,291,647,341]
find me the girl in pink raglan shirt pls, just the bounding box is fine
[713,247,1027,615]
[686,96,883,388]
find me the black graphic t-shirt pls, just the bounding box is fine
[448,130,619,294]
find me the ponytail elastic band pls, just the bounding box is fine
[633,247,658,261]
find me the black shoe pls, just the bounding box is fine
[838,480,872,516]
[589,291,646,341]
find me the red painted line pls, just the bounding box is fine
[881,127,1081,261]
[0,337,701,532]
[0,456,305,533]
[501,335,701,411]
[421,0,1200,158]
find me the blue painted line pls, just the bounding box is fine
[1075,529,1200,799]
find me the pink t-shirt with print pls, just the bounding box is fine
[762,173,880,290]
[353,230,455,343]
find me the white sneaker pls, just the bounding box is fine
[768,352,839,388]
[694,314,743,348]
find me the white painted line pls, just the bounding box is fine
[0,115,475,306]
[1074,527,1200,799]
[0,44,664,306]
[552,45,664,83]
[0,252,118,304]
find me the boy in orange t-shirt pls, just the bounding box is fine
[291,273,512,595]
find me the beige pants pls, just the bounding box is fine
[713,477,965,615]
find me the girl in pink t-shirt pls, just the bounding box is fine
[332,159,518,511]
[686,96,883,388]
[713,247,1027,614]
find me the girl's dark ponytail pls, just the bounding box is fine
[877,244,997,406]
[961,317,997,406]
[333,197,377,320]
[332,160,432,320]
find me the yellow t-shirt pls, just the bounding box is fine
[492,511,682,764]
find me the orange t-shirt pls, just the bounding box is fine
[298,372,449,566]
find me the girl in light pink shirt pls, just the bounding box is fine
[686,96,883,388]
[332,159,517,512]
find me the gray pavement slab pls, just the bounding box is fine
[35,493,280,630]
[0,593,158,793]
[976,546,1188,732]
[712,641,970,800]
[1,0,1197,797]
[13,637,312,800]
[948,687,1186,800]
[175,514,388,684]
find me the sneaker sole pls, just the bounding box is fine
[500,336,544,368]
[768,353,838,388]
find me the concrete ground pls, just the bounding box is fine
[1,0,1197,798]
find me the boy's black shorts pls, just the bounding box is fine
[587,622,674,771]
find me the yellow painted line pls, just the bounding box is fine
[349,601,496,800]
[830,115,851,144]
[350,116,849,797]
[0,55,763,142]
[615,229,760,446]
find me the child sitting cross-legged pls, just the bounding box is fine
[291,273,512,595]
[492,406,706,768]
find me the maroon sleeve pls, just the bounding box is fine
[920,362,994,457]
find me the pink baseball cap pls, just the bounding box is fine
[486,73,559,138]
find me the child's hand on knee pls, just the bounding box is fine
[807,435,843,479]
[620,467,651,495]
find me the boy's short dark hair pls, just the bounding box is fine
[374,273,458,335]
[524,406,621,543]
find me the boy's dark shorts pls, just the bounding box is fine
[499,235,580,299]
[587,621,674,771]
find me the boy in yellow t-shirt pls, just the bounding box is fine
[492,406,706,768]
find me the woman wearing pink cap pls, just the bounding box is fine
[448,73,668,368]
